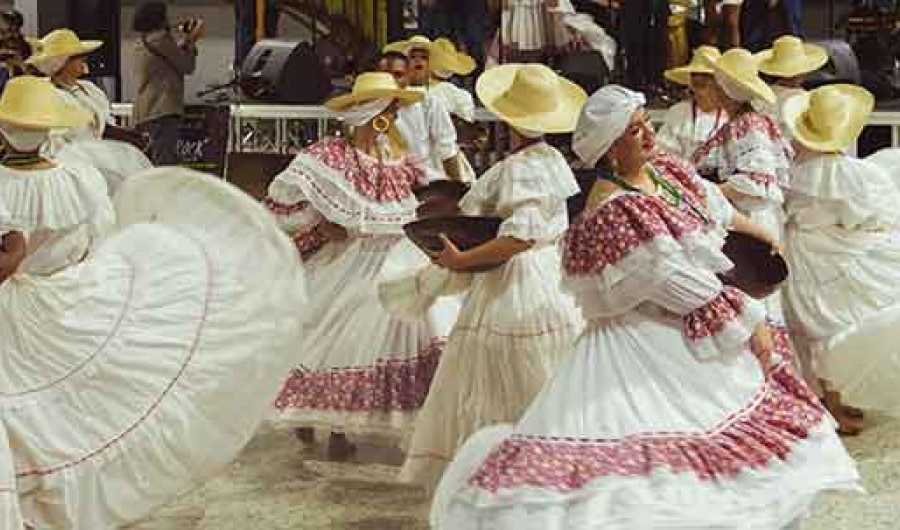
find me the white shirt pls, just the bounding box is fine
[759,85,806,141]
[396,89,459,182]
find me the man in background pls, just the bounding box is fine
[379,49,461,181]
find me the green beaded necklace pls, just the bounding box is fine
[602,165,711,224]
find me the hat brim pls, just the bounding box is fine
[383,37,433,56]
[477,65,587,133]
[782,84,874,152]
[324,88,424,111]
[432,53,476,76]
[0,106,92,130]
[713,60,776,105]
[665,64,715,86]
[756,44,828,78]
[25,40,103,65]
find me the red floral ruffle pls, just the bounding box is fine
[302,138,425,203]
[685,286,748,341]
[293,229,326,261]
[468,362,823,494]
[691,113,783,164]
[651,152,708,204]
[563,194,708,276]
[273,340,444,413]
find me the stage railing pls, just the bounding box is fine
[110,103,900,158]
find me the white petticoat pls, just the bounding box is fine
[0,169,308,529]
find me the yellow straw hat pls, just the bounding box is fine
[430,38,476,77]
[0,76,92,130]
[782,83,873,153]
[25,28,102,65]
[383,35,433,56]
[756,36,828,78]
[665,46,721,86]
[325,72,424,111]
[711,48,776,105]
[477,63,587,133]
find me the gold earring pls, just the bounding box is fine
[372,115,390,133]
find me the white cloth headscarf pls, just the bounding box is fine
[572,85,646,167]
[338,98,394,127]
[31,55,69,77]
[0,124,48,152]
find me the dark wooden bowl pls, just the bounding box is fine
[413,180,471,204]
[718,232,789,299]
[416,197,462,218]
[403,215,505,272]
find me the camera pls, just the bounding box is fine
[176,18,201,33]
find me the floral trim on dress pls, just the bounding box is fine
[468,358,821,494]
[272,339,444,413]
[303,138,425,202]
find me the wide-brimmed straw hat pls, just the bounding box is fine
[383,35,433,56]
[711,48,776,105]
[665,46,721,86]
[782,83,873,153]
[477,63,586,133]
[756,36,828,78]
[0,75,91,129]
[25,28,102,65]
[325,72,423,111]
[430,38,476,77]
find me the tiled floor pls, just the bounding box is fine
[131,415,900,530]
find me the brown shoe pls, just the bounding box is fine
[294,427,315,445]
[327,432,357,461]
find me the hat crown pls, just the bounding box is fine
[805,87,850,133]
[771,36,806,60]
[40,29,81,52]
[719,49,759,76]
[0,75,91,129]
[495,64,559,115]
[693,46,721,67]
[351,72,402,95]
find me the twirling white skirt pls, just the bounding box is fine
[0,169,308,529]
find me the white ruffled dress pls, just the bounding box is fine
[430,153,861,530]
[501,0,577,54]
[784,153,900,412]
[0,161,308,529]
[692,111,794,325]
[381,142,583,489]
[655,100,727,160]
[54,139,153,196]
[265,138,451,438]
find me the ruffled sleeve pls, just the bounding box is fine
[564,194,761,360]
[692,113,792,207]
[563,193,731,317]
[264,169,327,260]
[495,144,580,243]
[789,155,900,230]
[265,139,420,236]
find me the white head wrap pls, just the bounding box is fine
[338,98,394,127]
[0,124,48,152]
[433,69,454,80]
[572,85,646,167]
[512,126,544,139]
[714,71,755,103]
[31,55,69,77]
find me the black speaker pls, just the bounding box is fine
[240,40,331,104]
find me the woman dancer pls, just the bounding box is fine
[265,72,451,459]
[26,29,111,153]
[657,46,728,159]
[782,84,900,434]
[0,76,307,529]
[429,84,861,530]
[692,48,793,329]
[385,63,585,490]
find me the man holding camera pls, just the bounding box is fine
[132,1,205,166]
